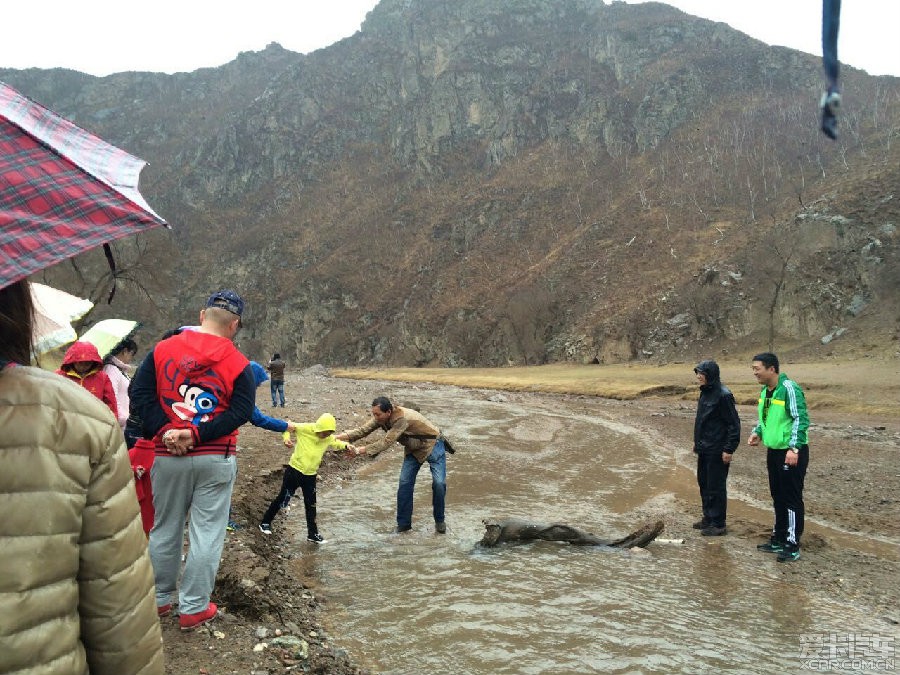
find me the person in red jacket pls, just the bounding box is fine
[128,438,157,537]
[56,340,117,417]
[131,289,255,631]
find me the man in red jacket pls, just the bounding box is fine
[131,289,255,631]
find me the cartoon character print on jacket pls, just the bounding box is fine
[174,384,219,425]
[156,354,231,429]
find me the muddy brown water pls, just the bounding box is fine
[286,387,893,674]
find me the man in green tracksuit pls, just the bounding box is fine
[748,352,809,562]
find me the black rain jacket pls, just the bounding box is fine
[693,360,741,454]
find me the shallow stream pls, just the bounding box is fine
[288,387,890,674]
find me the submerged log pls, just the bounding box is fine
[479,518,664,548]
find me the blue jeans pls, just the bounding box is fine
[270,380,285,406]
[397,439,447,528]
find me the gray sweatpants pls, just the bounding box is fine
[149,453,237,614]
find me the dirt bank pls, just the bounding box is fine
[161,368,900,674]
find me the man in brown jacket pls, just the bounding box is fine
[266,353,286,407]
[338,396,448,533]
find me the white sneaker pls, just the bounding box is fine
[259,523,273,535]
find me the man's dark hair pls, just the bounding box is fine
[752,352,780,372]
[273,353,281,360]
[372,396,393,412]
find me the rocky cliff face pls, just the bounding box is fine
[4,0,899,366]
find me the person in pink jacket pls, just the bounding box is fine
[103,338,138,429]
[56,340,118,417]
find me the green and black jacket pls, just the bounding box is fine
[752,372,809,450]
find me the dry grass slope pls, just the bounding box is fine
[334,358,900,417]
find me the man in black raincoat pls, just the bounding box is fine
[692,360,741,536]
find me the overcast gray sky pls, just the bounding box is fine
[1,1,897,77]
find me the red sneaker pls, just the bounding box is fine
[179,603,218,631]
[157,603,172,617]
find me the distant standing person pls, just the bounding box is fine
[259,413,358,541]
[56,340,118,417]
[267,353,286,407]
[692,360,741,537]
[103,337,138,430]
[748,352,809,563]
[337,397,448,534]
[131,289,255,630]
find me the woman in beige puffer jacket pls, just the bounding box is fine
[0,279,164,675]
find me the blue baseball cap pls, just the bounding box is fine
[205,289,245,317]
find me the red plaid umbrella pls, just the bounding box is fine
[0,81,168,289]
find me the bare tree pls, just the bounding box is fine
[39,235,173,331]
[758,220,798,352]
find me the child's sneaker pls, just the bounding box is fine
[307,533,326,543]
[259,523,273,535]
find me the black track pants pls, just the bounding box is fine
[766,446,809,547]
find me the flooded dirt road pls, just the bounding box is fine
[278,383,900,674]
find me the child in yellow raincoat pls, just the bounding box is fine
[259,413,359,542]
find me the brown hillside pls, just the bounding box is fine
[3,0,899,366]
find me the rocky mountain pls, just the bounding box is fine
[4,0,899,366]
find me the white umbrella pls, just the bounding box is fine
[80,318,140,360]
[30,282,93,355]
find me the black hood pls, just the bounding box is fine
[694,359,721,385]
